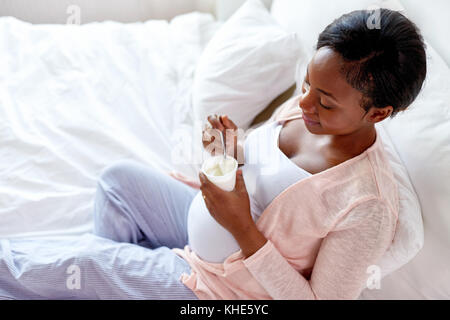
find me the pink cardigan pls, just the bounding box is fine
[172,95,399,300]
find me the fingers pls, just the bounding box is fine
[199,171,219,188]
[202,127,215,143]
[199,176,212,211]
[235,169,245,188]
[220,115,237,130]
[199,172,213,202]
[199,172,207,185]
[199,172,211,191]
[199,171,223,193]
[203,115,238,157]
[208,114,237,131]
[208,114,225,131]
[204,115,224,148]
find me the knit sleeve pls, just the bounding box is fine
[243,199,397,300]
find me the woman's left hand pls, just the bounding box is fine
[199,169,254,238]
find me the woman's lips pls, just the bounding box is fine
[302,113,320,125]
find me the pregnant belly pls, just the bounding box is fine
[187,192,241,263]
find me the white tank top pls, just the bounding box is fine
[187,121,313,263]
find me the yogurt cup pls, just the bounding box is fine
[201,155,238,191]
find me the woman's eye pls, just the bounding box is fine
[320,102,332,110]
[302,79,332,110]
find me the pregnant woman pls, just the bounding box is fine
[0,9,426,300]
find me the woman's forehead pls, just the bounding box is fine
[308,47,362,105]
[309,47,345,81]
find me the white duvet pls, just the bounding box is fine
[0,13,221,238]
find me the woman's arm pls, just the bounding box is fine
[234,223,268,259]
[242,199,396,300]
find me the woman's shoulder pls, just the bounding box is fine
[268,94,303,123]
[283,136,397,208]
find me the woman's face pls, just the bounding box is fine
[299,46,389,136]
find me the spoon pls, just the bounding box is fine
[218,130,227,173]
[218,116,227,160]
[219,130,226,159]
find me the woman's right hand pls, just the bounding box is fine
[202,114,238,161]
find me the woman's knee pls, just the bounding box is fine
[99,159,143,186]
[93,160,144,233]
[93,160,160,230]
[99,159,167,195]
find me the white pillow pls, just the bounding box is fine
[372,122,424,279]
[271,0,406,56]
[360,42,450,299]
[192,0,304,130]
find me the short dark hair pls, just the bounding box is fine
[316,9,427,118]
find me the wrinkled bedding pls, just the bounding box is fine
[0,13,221,238]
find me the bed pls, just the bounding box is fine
[0,0,449,299]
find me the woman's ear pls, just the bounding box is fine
[368,106,394,123]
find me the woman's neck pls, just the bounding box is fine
[327,125,377,158]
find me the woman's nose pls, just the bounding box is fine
[299,91,317,114]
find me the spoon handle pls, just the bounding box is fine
[219,130,226,159]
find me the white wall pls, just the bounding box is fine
[1,0,448,65]
[215,0,272,20]
[215,0,449,66]
[0,0,215,23]
[401,0,450,68]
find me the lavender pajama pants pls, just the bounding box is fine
[0,159,200,300]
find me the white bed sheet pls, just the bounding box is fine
[0,13,221,238]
